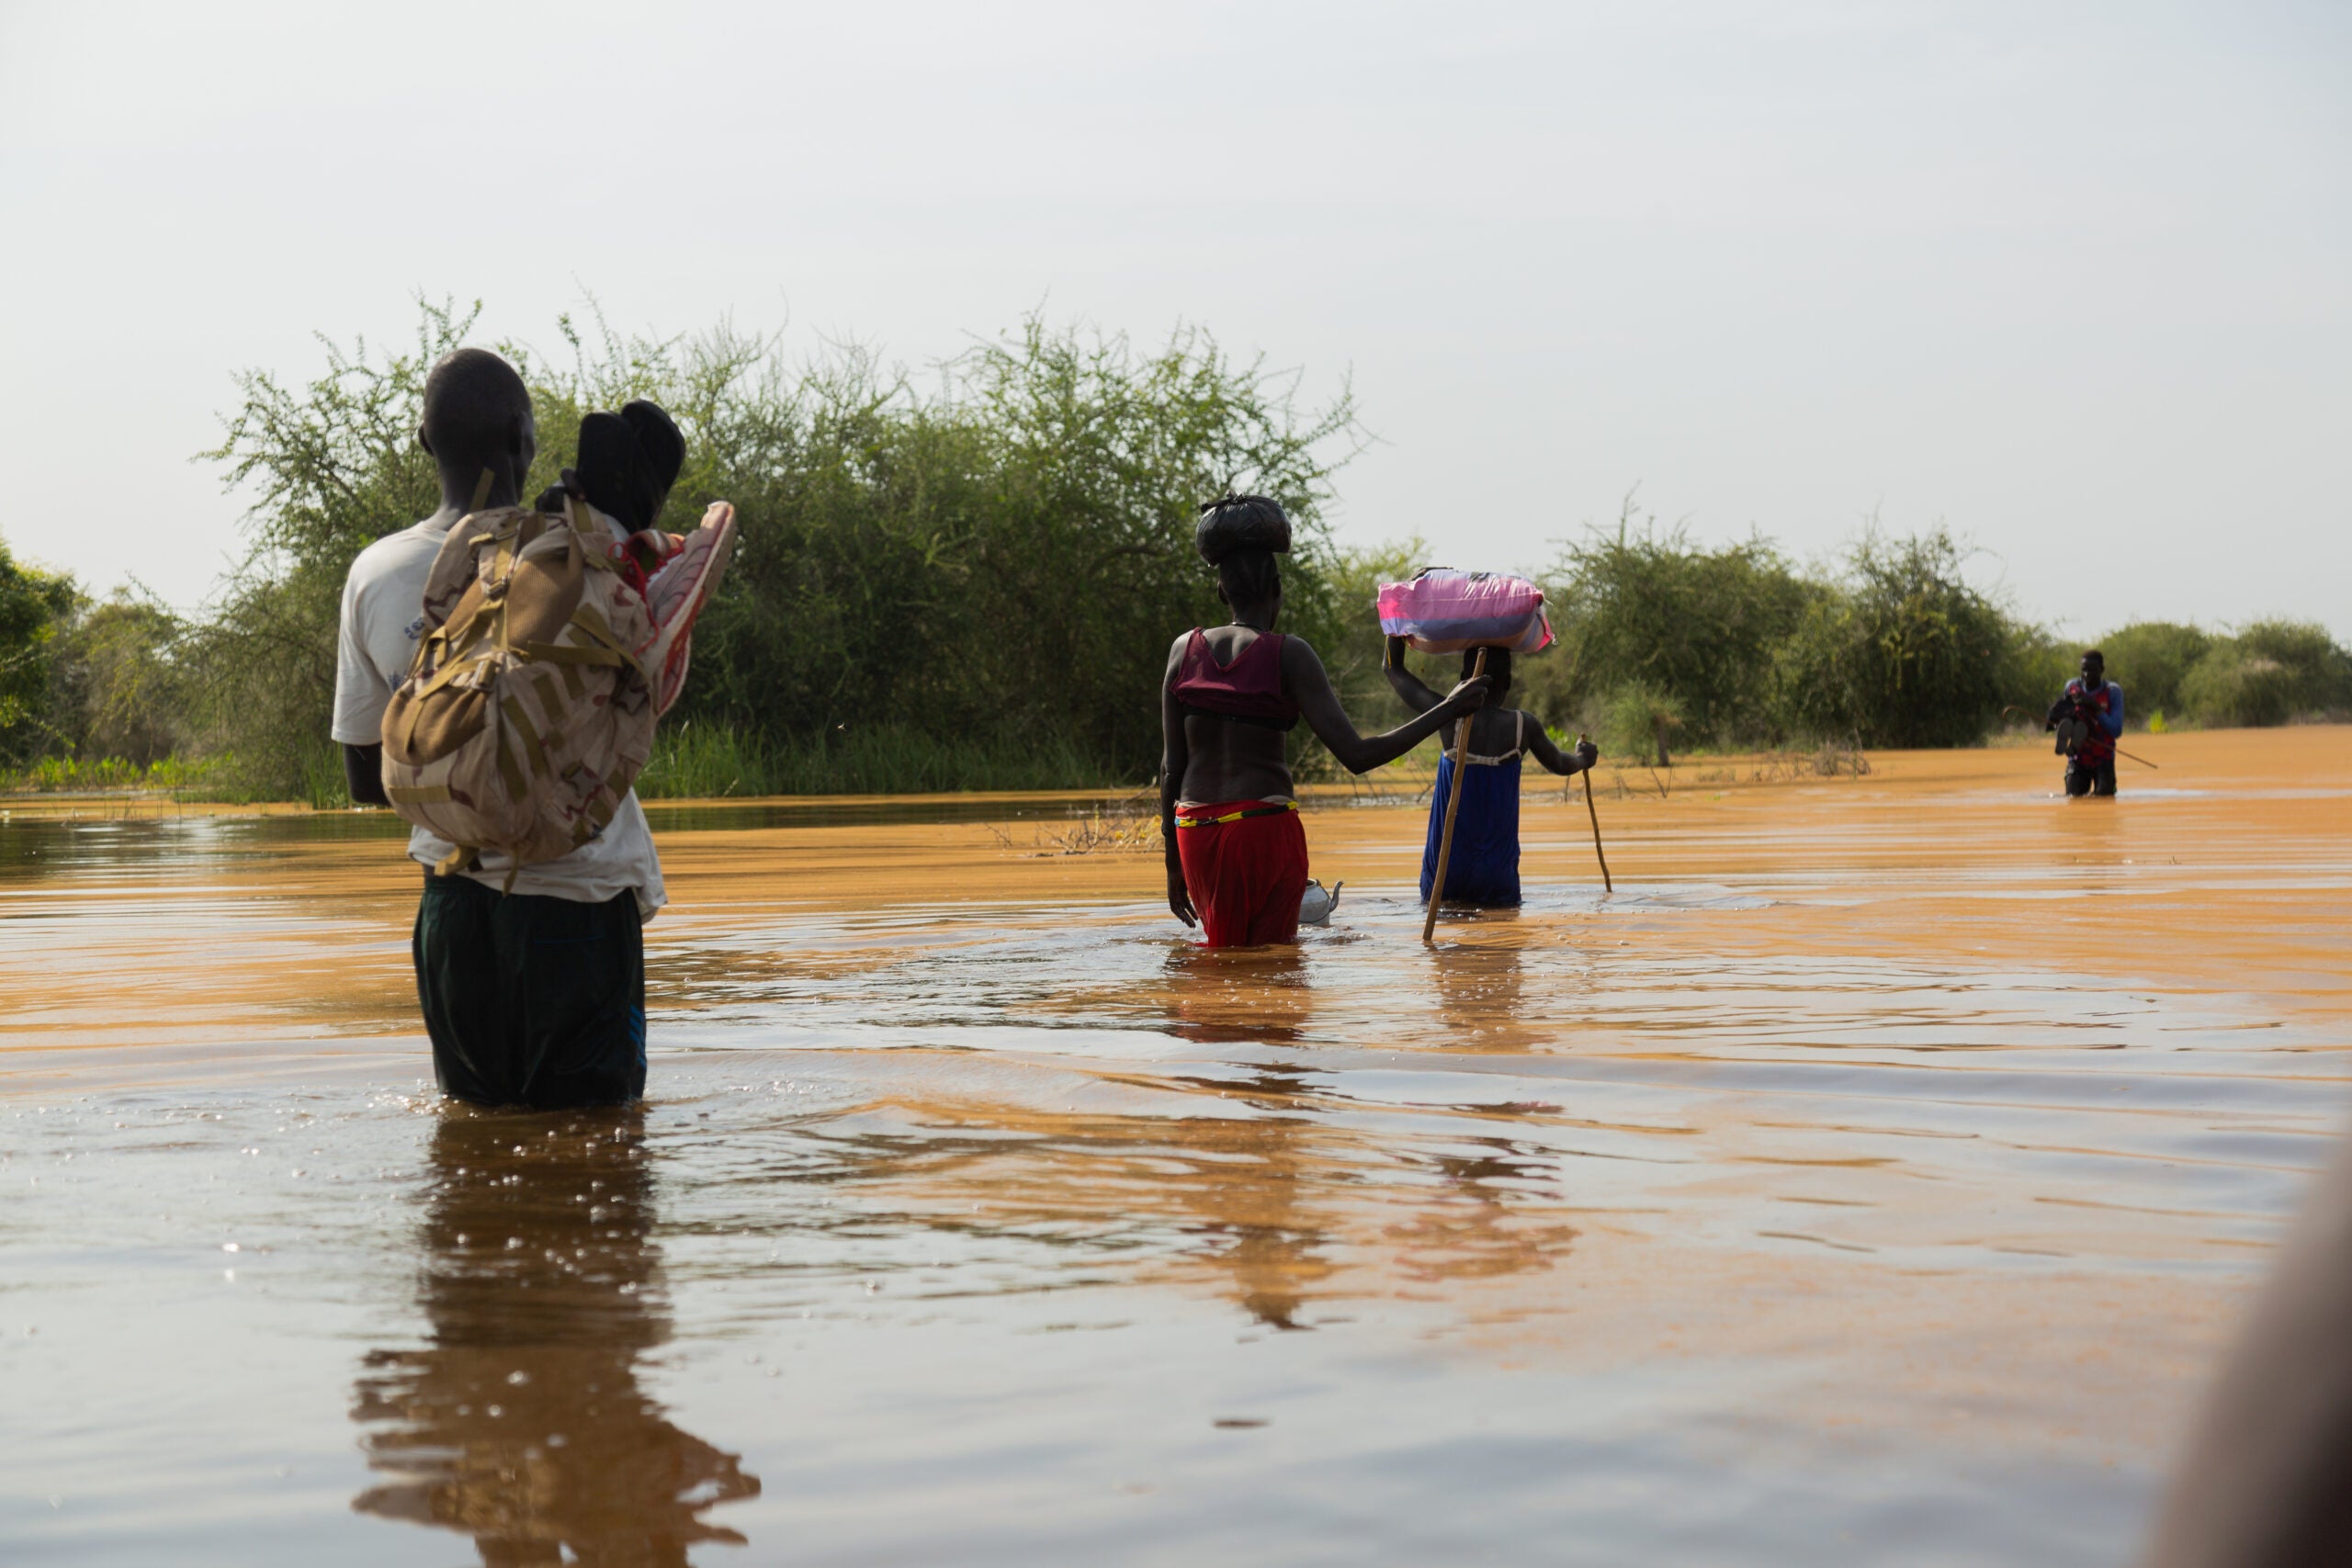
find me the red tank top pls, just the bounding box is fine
[1171,628,1299,730]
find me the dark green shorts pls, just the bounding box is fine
[412,873,647,1108]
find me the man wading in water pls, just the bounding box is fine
[2046,648,2125,797]
[333,349,670,1107]
[1161,495,1491,946]
[1384,641,1599,907]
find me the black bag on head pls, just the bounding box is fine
[1194,495,1291,565]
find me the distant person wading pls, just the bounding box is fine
[1160,496,1490,947]
[2047,649,2125,797]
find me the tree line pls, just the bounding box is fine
[2,301,2346,798]
[1488,517,2352,765]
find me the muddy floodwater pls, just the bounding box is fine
[4,729,2347,1565]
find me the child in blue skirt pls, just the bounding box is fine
[1385,639,1598,907]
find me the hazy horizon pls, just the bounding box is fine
[3,0,2345,641]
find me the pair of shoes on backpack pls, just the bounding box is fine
[537,400,736,717]
[536,399,684,535]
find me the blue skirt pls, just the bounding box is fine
[1419,753,1521,907]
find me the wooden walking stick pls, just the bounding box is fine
[1576,731,1612,893]
[1422,649,1487,943]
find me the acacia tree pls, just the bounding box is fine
[51,592,189,765]
[1535,508,1812,748]
[1774,528,2017,749]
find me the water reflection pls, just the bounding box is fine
[352,1109,758,1563]
[1159,943,1314,1046]
[1428,924,1529,1049]
[1170,1066,1332,1331]
[1389,1143,1578,1285]
[1153,949,1330,1327]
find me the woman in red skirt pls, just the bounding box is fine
[1161,496,1490,947]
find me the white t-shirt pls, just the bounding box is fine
[332,505,667,919]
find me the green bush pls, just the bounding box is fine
[50,590,191,765]
[2181,653,2300,728]
[0,534,77,765]
[1999,631,2079,729]
[2097,622,2211,720]
[1594,682,1684,766]
[1773,529,2017,749]
[1534,512,1810,748]
[2180,620,2352,728]
[636,720,1118,797]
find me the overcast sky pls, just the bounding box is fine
[3,0,2345,638]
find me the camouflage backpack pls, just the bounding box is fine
[379,490,736,881]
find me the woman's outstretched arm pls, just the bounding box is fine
[1525,724,1599,778]
[1283,636,1488,775]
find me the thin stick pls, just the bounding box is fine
[1422,649,1487,943]
[1577,731,1612,893]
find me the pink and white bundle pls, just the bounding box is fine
[1375,570,1554,654]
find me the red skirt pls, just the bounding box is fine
[1175,800,1309,948]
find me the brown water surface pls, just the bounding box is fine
[4,728,2347,1564]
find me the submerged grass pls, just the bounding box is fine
[0,755,219,794]
[638,722,1131,798]
[6,727,1130,806]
